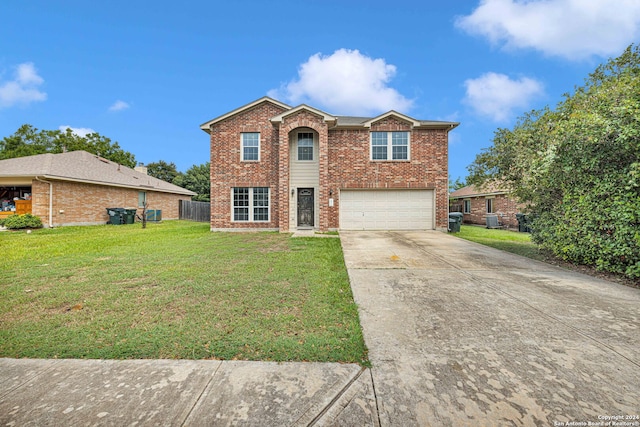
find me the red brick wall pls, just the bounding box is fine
[31,179,188,227]
[452,193,522,229]
[208,107,451,231]
[208,101,288,230]
[327,118,450,230]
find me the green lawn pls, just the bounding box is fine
[0,221,367,364]
[454,225,546,261]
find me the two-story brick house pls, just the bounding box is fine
[200,97,458,232]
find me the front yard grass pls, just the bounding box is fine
[454,225,546,261]
[0,221,368,364]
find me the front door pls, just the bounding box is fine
[297,188,314,227]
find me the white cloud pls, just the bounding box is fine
[108,100,130,112]
[463,72,544,122]
[59,125,96,137]
[268,49,413,115]
[0,62,47,108]
[456,0,640,60]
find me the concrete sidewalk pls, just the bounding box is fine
[0,359,378,426]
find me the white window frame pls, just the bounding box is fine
[297,132,314,161]
[486,197,495,214]
[241,132,260,162]
[232,187,270,222]
[463,199,471,214]
[370,131,410,161]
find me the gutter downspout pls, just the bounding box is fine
[35,176,53,228]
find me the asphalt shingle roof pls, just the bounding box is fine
[450,183,509,199]
[0,151,195,196]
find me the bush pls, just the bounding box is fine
[467,44,640,279]
[2,213,43,230]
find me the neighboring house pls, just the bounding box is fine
[449,184,522,229]
[200,97,458,232]
[0,150,195,227]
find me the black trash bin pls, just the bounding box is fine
[123,208,137,224]
[516,213,531,232]
[449,212,464,233]
[106,208,125,225]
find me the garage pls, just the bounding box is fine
[339,189,434,230]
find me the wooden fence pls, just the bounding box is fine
[179,200,210,223]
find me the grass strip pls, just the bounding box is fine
[453,225,546,261]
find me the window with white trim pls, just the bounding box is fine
[297,132,314,161]
[241,132,260,161]
[233,187,269,222]
[371,131,409,160]
[463,200,471,214]
[486,198,494,214]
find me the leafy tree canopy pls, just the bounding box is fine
[0,124,136,168]
[449,176,466,192]
[467,44,640,278]
[173,162,210,202]
[146,160,179,183]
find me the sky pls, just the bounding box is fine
[1,0,639,181]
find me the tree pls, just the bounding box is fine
[467,44,640,279]
[0,124,136,168]
[146,160,179,183]
[173,162,210,202]
[449,176,466,192]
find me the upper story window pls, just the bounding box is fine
[371,131,409,161]
[297,132,314,161]
[241,132,260,161]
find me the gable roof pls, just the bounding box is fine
[0,151,196,196]
[269,104,337,125]
[362,111,421,128]
[201,97,459,133]
[199,97,291,133]
[450,183,510,199]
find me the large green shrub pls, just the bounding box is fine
[1,213,43,230]
[468,45,640,279]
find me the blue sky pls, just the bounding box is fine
[1,1,639,181]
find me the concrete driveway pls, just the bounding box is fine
[340,230,640,426]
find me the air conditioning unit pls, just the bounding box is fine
[486,215,500,229]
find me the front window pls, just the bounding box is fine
[241,132,260,161]
[486,198,494,214]
[233,187,269,222]
[297,133,314,161]
[371,131,409,160]
[463,200,471,214]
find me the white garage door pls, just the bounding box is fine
[340,189,434,230]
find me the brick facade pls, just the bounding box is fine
[205,98,456,232]
[31,179,189,227]
[450,193,522,229]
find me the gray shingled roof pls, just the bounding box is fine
[450,183,509,199]
[0,151,195,196]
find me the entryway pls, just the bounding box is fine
[297,188,314,228]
